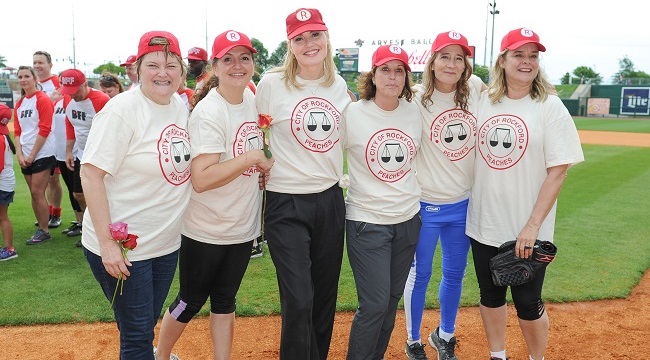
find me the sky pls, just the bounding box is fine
[2,0,648,84]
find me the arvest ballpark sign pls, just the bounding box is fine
[357,38,476,73]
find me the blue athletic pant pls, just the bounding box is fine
[403,199,470,341]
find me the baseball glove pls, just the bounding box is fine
[489,240,558,287]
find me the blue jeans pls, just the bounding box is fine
[84,247,178,360]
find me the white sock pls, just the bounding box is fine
[529,356,544,360]
[490,350,506,359]
[406,339,421,346]
[438,328,454,342]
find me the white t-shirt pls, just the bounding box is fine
[341,98,422,225]
[14,91,55,160]
[65,88,110,160]
[182,88,263,245]
[466,94,584,247]
[80,88,192,261]
[0,135,15,192]
[255,71,351,193]
[413,75,484,204]
[39,76,59,97]
[52,97,67,161]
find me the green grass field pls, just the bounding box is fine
[0,118,648,326]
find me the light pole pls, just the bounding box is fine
[489,2,500,68]
[484,2,489,66]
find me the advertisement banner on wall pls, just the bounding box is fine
[587,98,610,115]
[338,48,359,72]
[358,37,476,73]
[620,87,649,115]
[0,80,13,108]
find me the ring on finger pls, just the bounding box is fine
[524,245,533,249]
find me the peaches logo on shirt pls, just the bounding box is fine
[158,124,191,185]
[430,109,476,161]
[234,121,264,177]
[477,114,529,170]
[366,128,416,183]
[291,97,340,152]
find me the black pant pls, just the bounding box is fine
[265,184,345,360]
[57,160,82,212]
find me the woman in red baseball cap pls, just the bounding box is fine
[80,30,192,360]
[254,7,352,359]
[466,28,584,360]
[341,44,422,360]
[403,30,487,360]
[156,29,274,360]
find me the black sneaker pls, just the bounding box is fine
[405,342,428,360]
[62,221,79,234]
[26,229,52,245]
[250,243,263,259]
[66,223,82,237]
[428,327,458,360]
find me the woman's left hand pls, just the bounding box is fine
[515,222,539,258]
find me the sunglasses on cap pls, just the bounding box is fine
[100,75,118,84]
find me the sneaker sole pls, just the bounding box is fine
[250,253,263,259]
[428,334,442,360]
[26,236,52,245]
[67,231,82,237]
[428,333,457,360]
[0,254,18,261]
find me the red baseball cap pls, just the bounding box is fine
[0,103,12,135]
[286,8,328,39]
[211,30,257,60]
[187,47,208,61]
[500,28,546,52]
[372,45,411,72]
[136,31,182,60]
[120,55,137,67]
[432,30,473,56]
[59,69,86,95]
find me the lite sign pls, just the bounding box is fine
[620,87,650,115]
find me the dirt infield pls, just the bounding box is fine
[3,131,649,360]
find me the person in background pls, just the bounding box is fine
[33,51,59,96]
[120,55,139,90]
[51,84,84,239]
[0,104,16,261]
[13,65,56,245]
[98,72,125,98]
[255,8,351,359]
[187,47,210,91]
[177,72,193,111]
[81,31,191,359]
[341,45,422,360]
[33,50,63,229]
[466,28,584,360]
[156,29,273,360]
[59,69,110,247]
[403,30,487,360]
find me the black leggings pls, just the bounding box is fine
[168,235,253,323]
[470,238,546,321]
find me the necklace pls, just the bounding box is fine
[305,83,320,96]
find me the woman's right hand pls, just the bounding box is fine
[100,239,132,279]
